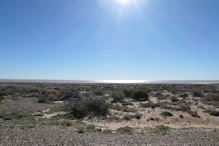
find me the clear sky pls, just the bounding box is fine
[0,0,219,80]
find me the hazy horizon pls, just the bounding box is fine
[1,79,219,84]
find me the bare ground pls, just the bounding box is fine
[0,126,219,146]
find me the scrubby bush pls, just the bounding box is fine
[161,111,173,117]
[206,94,219,101]
[151,102,160,109]
[110,103,123,111]
[112,90,125,101]
[204,109,219,116]
[61,88,79,100]
[193,91,203,97]
[178,103,191,112]
[171,96,179,102]
[123,88,133,97]
[123,115,134,120]
[180,93,189,98]
[103,129,112,134]
[131,89,148,101]
[155,125,169,135]
[116,127,133,135]
[70,98,108,119]
[141,101,159,109]
[0,96,4,102]
[135,113,143,119]
[188,111,200,118]
[94,90,104,96]
[37,96,48,103]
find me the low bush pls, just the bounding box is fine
[70,98,108,119]
[161,111,173,117]
[123,115,134,120]
[112,90,125,102]
[135,113,143,120]
[171,96,179,102]
[110,103,123,111]
[204,109,219,116]
[123,88,133,97]
[37,96,48,103]
[206,94,219,101]
[188,111,200,118]
[193,91,203,97]
[0,96,4,102]
[131,89,148,101]
[180,93,189,98]
[116,127,133,135]
[61,89,79,101]
[123,107,137,113]
[94,90,104,96]
[155,125,169,135]
[151,102,160,109]
[178,102,191,112]
[103,129,112,134]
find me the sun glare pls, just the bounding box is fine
[115,0,131,6]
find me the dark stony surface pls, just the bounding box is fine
[0,98,59,114]
[0,127,218,146]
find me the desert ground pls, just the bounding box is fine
[0,82,219,145]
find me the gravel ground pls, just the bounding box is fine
[0,98,60,114]
[0,127,218,146]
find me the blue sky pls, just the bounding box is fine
[0,0,219,80]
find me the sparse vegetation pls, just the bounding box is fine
[1,82,219,143]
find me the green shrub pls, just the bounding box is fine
[112,90,125,101]
[155,125,169,135]
[131,89,148,101]
[161,111,173,117]
[86,124,96,132]
[116,127,133,135]
[103,129,112,134]
[151,102,160,109]
[70,98,108,119]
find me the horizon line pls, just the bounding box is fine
[0,79,219,84]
